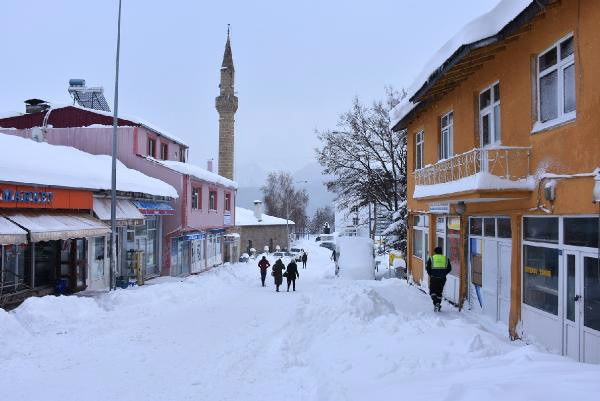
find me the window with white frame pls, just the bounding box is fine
[411,214,429,259]
[479,82,501,146]
[440,112,453,159]
[209,190,217,211]
[415,130,424,170]
[537,35,575,126]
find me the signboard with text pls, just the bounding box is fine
[0,185,92,209]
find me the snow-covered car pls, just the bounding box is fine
[239,253,250,263]
[319,242,335,251]
[335,236,375,280]
[289,247,304,261]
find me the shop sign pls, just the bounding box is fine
[185,232,205,241]
[0,188,54,204]
[429,203,450,214]
[524,266,552,277]
[224,212,232,226]
[448,217,461,231]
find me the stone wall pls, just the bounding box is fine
[236,225,293,254]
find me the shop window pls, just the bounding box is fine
[497,218,512,238]
[564,217,598,248]
[148,138,156,158]
[484,218,496,237]
[160,143,168,160]
[523,245,559,315]
[209,190,217,210]
[191,187,201,210]
[36,241,58,287]
[537,35,575,126]
[524,217,558,244]
[469,218,482,236]
[412,229,423,259]
[446,217,461,278]
[584,256,600,331]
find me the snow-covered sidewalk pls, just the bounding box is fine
[1,240,599,401]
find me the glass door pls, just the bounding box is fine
[564,251,600,363]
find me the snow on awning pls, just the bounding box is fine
[131,200,175,216]
[0,216,27,245]
[93,198,145,225]
[4,211,110,242]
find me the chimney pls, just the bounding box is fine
[24,99,50,114]
[207,159,214,172]
[253,200,262,222]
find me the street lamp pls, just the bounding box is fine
[109,0,123,290]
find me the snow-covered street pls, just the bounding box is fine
[2,240,599,401]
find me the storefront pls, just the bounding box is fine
[170,229,225,276]
[520,215,600,363]
[0,216,28,297]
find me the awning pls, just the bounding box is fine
[4,211,110,242]
[93,198,145,226]
[132,200,175,216]
[0,216,27,245]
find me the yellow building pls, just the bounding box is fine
[391,0,600,363]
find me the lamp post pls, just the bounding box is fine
[109,0,122,290]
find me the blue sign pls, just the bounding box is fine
[185,232,206,241]
[0,188,54,204]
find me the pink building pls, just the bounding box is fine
[0,103,238,276]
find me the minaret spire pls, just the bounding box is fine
[215,25,238,181]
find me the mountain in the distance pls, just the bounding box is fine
[235,162,336,216]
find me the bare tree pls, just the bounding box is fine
[316,87,408,252]
[261,171,309,230]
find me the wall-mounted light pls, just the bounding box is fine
[456,201,466,215]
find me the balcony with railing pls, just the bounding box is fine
[413,147,533,200]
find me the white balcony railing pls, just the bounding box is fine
[414,147,531,187]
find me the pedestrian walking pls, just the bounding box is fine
[272,258,285,292]
[258,256,270,287]
[301,252,308,269]
[285,259,300,291]
[426,246,452,312]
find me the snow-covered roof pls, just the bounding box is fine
[148,158,238,189]
[0,103,188,147]
[391,0,533,128]
[0,134,178,198]
[235,206,294,226]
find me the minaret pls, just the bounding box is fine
[215,25,238,180]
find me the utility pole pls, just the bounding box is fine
[109,0,122,290]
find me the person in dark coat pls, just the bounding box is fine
[272,258,285,292]
[258,256,270,287]
[426,247,452,312]
[286,259,300,291]
[301,252,308,269]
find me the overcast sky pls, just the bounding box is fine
[0,0,498,185]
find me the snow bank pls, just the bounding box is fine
[148,157,238,189]
[413,171,535,199]
[337,236,375,280]
[0,135,178,198]
[391,0,532,128]
[235,206,293,226]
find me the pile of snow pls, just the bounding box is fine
[391,0,533,128]
[148,157,238,189]
[235,206,294,226]
[337,236,375,280]
[413,171,535,199]
[0,135,178,198]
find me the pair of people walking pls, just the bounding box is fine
[257,256,299,292]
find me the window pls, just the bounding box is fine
[179,146,186,162]
[524,217,559,244]
[537,35,575,126]
[440,112,453,159]
[523,245,559,315]
[160,143,168,160]
[412,215,429,259]
[564,217,598,248]
[209,190,217,210]
[479,82,501,146]
[224,192,231,212]
[412,228,424,259]
[415,130,424,170]
[191,187,201,210]
[484,218,496,237]
[147,138,156,158]
[497,218,512,238]
[469,218,482,236]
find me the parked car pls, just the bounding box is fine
[289,247,304,261]
[335,236,375,280]
[319,242,335,251]
[239,253,250,263]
